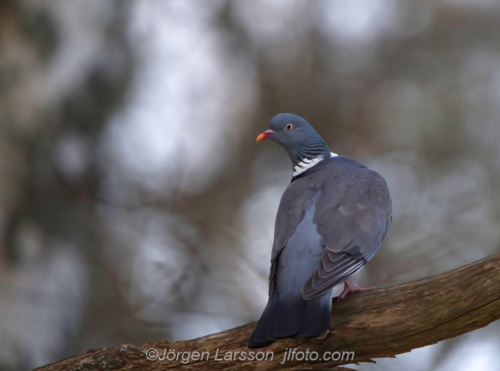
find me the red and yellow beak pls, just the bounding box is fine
[256,129,276,142]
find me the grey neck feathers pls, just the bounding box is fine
[290,142,333,177]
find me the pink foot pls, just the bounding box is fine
[339,279,375,299]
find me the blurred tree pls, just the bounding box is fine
[1,0,500,370]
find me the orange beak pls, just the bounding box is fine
[256,129,276,142]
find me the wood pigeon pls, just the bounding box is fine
[248,113,392,348]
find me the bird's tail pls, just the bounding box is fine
[248,291,331,348]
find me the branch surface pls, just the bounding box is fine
[37,252,500,370]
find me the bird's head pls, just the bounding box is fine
[256,113,331,167]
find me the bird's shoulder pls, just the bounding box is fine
[272,155,391,254]
[288,155,388,194]
[311,155,392,222]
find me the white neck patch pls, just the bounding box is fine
[293,152,338,177]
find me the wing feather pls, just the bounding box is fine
[304,159,392,299]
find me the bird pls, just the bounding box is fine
[248,113,392,348]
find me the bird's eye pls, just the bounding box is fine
[286,124,293,130]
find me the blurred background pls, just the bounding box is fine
[1,0,500,370]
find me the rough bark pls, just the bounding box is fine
[36,252,500,371]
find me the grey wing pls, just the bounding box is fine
[268,180,320,297]
[302,168,392,300]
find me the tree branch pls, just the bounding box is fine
[37,252,500,370]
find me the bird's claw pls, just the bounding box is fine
[311,330,330,343]
[338,280,375,300]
